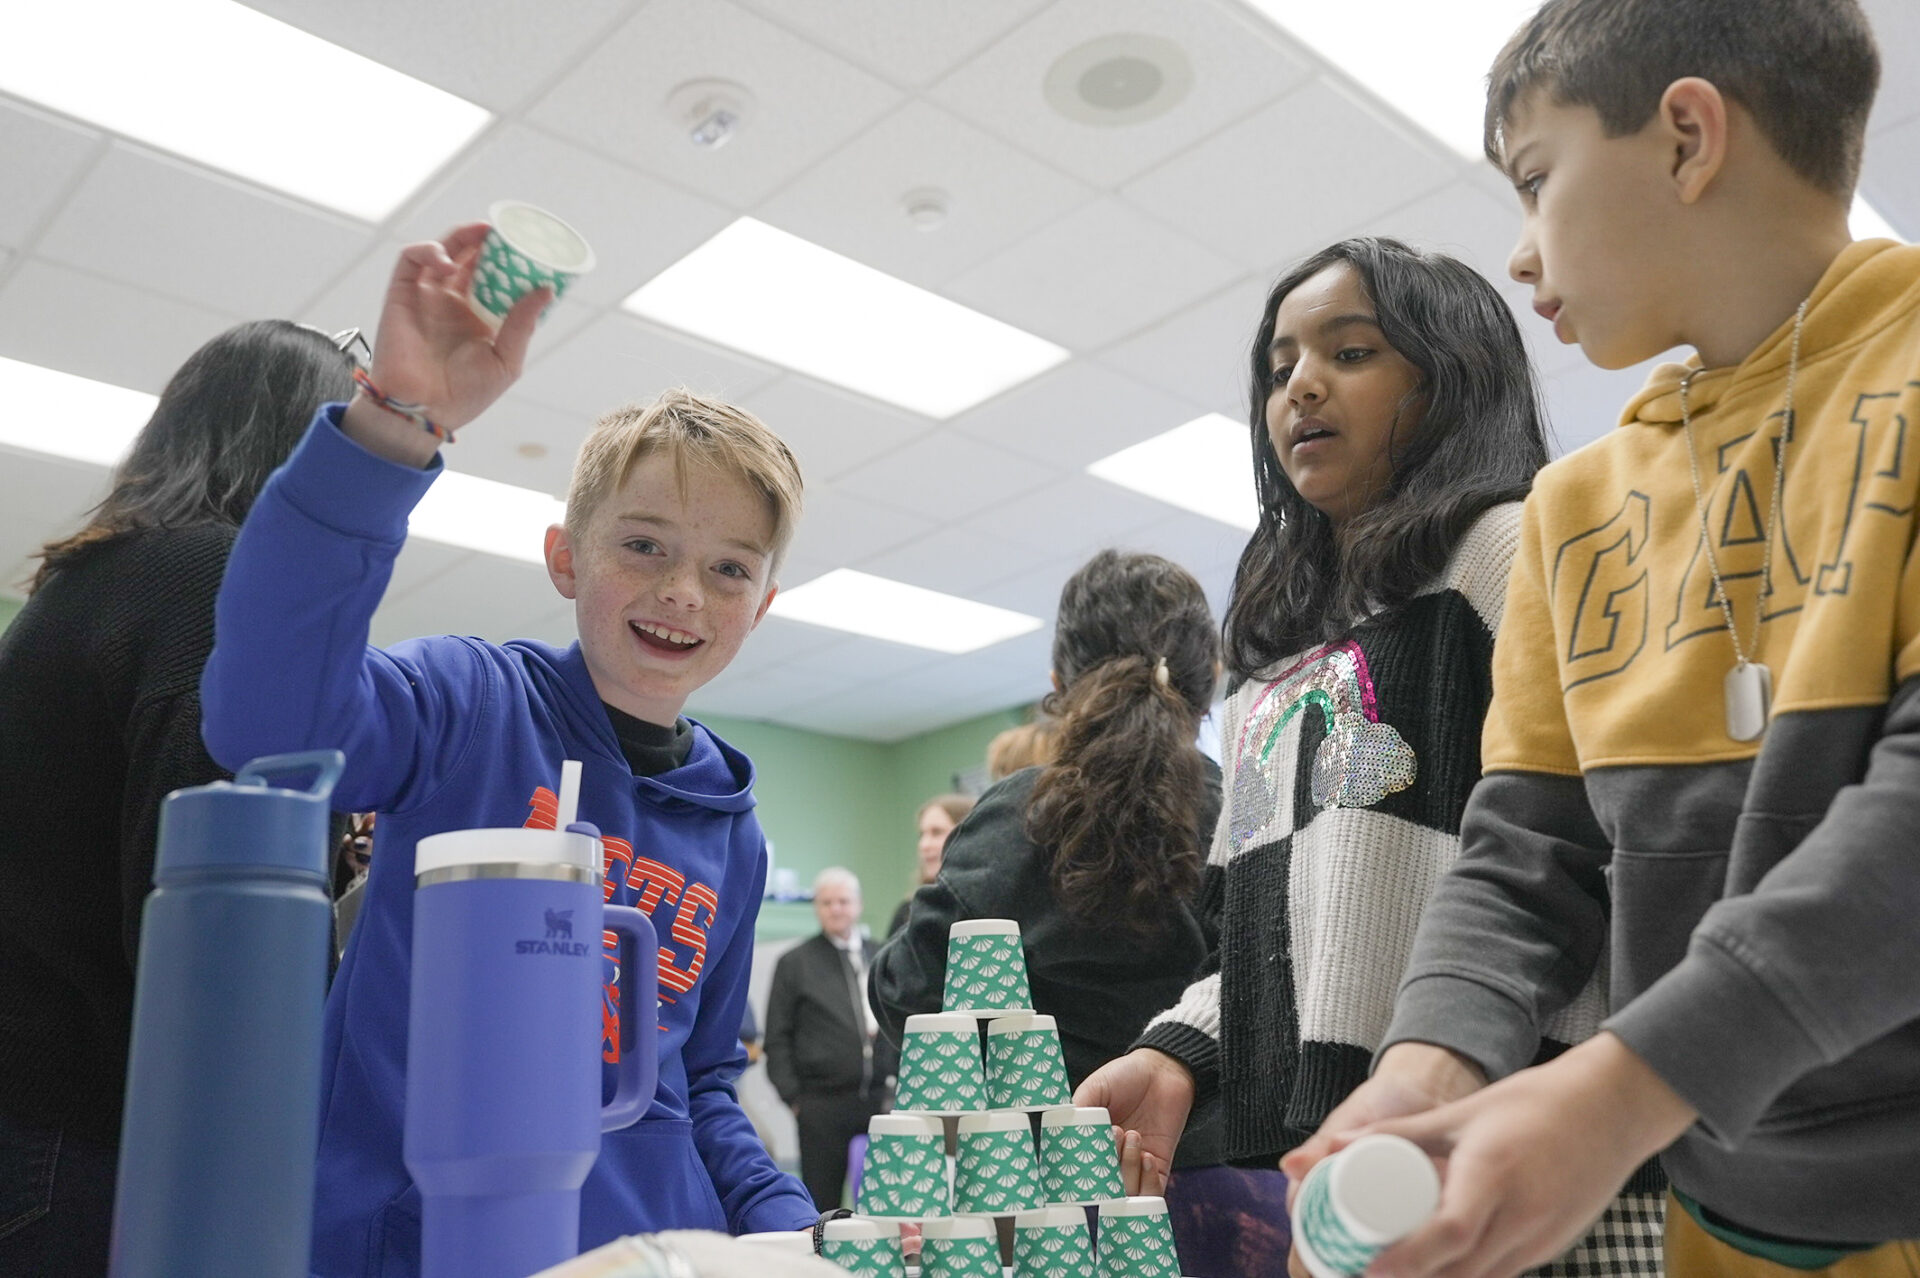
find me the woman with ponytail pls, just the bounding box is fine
[868,549,1221,1093]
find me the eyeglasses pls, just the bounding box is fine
[330,327,372,366]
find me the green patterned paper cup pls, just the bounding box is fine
[894,1013,989,1115]
[986,1014,1073,1110]
[467,200,595,328]
[1039,1107,1124,1206]
[953,1111,1046,1215]
[921,1216,1002,1278]
[855,1114,951,1219]
[1095,1198,1179,1278]
[943,920,1032,1015]
[822,1217,908,1278]
[1012,1205,1096,1278]
[1289,1135,1439,1278]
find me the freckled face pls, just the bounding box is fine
[1264,263,1426,526]
[546,454,777,726]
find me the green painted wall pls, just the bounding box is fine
[0,596,21,634]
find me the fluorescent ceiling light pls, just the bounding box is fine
[0,0,491,221]
[769,569,1043,654]
[1087,413,1260,531]
[0,357,156,466]
[409,471,566,565]
[1243,0,1539,159]
[1852,196,1905,243]
[623,218,1070,419]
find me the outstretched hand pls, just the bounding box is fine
[345,225,549,466]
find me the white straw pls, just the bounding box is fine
[556,759,582,830]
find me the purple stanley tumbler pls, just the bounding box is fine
[404,811,658,1278]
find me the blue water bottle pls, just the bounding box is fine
[109,750,343,1278]
[405,810,658,1278]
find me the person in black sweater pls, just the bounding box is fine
[0,321,358,1276]
[868,548,1222,1150]
[764,867,900,1210]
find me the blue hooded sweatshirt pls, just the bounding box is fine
[202,407,817,1277]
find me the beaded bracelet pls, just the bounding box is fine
[352,367,450,444]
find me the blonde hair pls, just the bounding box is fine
[985,719,1059,781]
[565,388,804,573]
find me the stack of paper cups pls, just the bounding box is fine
[952,1111,1046,1216]
[893,1013,988,1115]
[820,1218,908,1278]
[1096,1198,1180,1278]
[943,920,1032,1015]
[920,1217,1001,1278]
[986,1013,1073,1109]
[1289,1134,1441,1278]
[1039,1107,1125,1206]
[1012,1206,1097,1278]
[855,1115,950,1219]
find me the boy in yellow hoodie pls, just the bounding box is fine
[1283,0,1920,1274]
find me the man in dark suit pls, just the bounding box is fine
[764,867,898,1210]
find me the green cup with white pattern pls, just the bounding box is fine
[855,1114,950,1219]
[920,1216,1002,1278]
[820,1217,908,1278]
[953,1110,1045,1215]
[1095,1198,1179,1278]
[894,1013,988,1115]
[1012,1205,1096,1278]
[986,1014,1073,1110]
[1039,1107,1125,1206]
[1288,1135,1440,1278]
[467,200,595,328]
[943,919,1032,1015]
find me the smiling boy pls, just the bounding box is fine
[1282,0,1920,1274]
[201,229,818,1277]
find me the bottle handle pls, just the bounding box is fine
[234,750,345,803]
[600,904,659,1132]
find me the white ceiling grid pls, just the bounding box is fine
[0,0,1914,741]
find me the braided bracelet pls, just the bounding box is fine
[352,367,450,444]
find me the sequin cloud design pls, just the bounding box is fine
[1232,640,1416,842]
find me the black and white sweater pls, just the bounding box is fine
[1136,503,1612,1165]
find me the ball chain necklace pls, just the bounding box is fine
[1678,298,1808,743]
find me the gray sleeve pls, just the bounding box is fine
[1381,769,1612,1081]
[1607,676,1920,1145]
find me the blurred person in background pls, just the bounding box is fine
[885,794,974,937]
[985,717,1058,783]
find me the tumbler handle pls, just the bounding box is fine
[600,904,658,1132]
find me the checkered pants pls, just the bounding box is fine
[1530,1191,1667,1276]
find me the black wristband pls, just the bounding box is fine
[813,1207,854,1254]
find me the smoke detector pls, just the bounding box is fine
[666,79,754,150]
[903,188,950,231]
[1043,34,1193,127]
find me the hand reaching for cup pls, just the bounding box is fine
[1073,1048,1194,1196]
[342,224,550,469]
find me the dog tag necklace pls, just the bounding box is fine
[1679,299,1807,743]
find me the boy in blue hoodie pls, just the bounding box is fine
[201,226,819,1276]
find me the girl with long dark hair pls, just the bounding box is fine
[869,549,1221,1092]
[0,321,357,1275]
[1079,238,1662,1272]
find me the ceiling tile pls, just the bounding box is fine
[0,98,102,249]
[0,448,112,587]
[1862,0,1920,134]
[381,538,476,603]
[929,0,1312,188]
[855,524,1043,596]
[368,554,562,647]
[731,0,1050,88]
[527,0,905,208]
[1862,116,1920,242]
[0,258,238,394]
[966,472,1182,563]
[771,634,945,684]
[1540,355,1670,457]
[1093,275,1268,418]
[241,0,632,114]
[396,123,735,306]
[950,359,1204,469]
[967,554,1084,619]
[832,430,1060,522]
[943,197,1241,350]
[514,312,782,419]
[737,376,934,485]
[685,660,859,721]
[781,485,937,583]
[447,394,593,498]
[757,100,1094,290]
[1121,76,1458,274]
[35,144,372,317]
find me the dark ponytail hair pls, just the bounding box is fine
[1024,550,1219,937]
[1223,237,1548,678]
[31,320,356,592]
